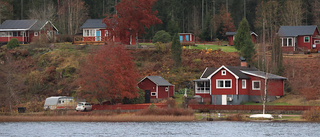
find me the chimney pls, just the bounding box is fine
[240,56,247,67]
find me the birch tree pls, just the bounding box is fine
[281,0,304,26]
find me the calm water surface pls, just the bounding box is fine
[0,121,320,137]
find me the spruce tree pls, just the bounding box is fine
[234,18,255,65]
[171,33,182,67]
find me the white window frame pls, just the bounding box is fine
[221,70,226,75]
[151,92,157,96]
[34,32,38,36]
[216,79,232,89]
[315,40,320,44]
[282,38,293,47]
[304,36,310,43]
[165,87,169,92]
[242,79,246,89]
[252,80,261,90]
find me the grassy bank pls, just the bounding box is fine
[0,115,195,122]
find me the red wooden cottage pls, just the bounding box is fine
[193,65,287,105]
[179,33,195,43]
[138,76,175,103]
[0,20,58,44]
[226,31,257,45]
[278,25,320,52]
[79,19,136,45]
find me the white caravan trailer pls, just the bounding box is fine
[44,96,75,110]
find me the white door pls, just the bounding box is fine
[222,95,227,105]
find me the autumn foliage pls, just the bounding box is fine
[103,0,162,44]
[78,43,140,104]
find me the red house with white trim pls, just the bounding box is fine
[278,25,320,52]
[138,76,175,103]
[226,31,257,46]
[193,65,287,105]
[179,33,195,43]
[0,20,58,44]
[79,19,136,45]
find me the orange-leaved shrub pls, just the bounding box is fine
[137,103,193,116]
[302,107,320,121]
[226,113,245,121]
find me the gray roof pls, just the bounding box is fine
[200,66,258,79]
[226,31,258,36]
[278,25,318,37]
[0,20,37,30]
[80,19,106,29]
[30,20,48,31]
[0,20,57,31]
[143,76,173,86]
[241,71,287,80]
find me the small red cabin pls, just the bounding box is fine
[138,76,175,103]
[179,33,195,43]
[0,20,58,44]
[193,65,286,105]
[278,25,320,52]
[226,31,257,46]
[78,19,136,45]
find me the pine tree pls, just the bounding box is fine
[171,33,182,67]
[234,17,255,65]
[271,35,284,75]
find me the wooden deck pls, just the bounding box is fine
[73,36,109,45]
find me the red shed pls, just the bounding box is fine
[79,19,136,45]
[0,20,58,44]
[278,25,320,52]
[138,76,175,103]
[193,65,286,105]
[226,31,257,46]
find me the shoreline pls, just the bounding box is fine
[0,113,308,122]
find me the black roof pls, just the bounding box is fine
[278,25,318,37]
[80,19,106,29]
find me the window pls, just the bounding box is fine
[13,32,18,37]
[304,36,310,43]
[34,32,38,36]
[151,92,156,96]
[216,79,232,89]
[221,70,226,75]
[282,38,293,47]
[196,81,210,93]
[105,30,109,37]
[165,87,169,91]
[315,40,320,44]
[0,32,6,37]
[252,81,261,90]
[84,30,89,36]
[242,80,246,89]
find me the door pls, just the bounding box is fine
[222,95,227,105]
[96,30,101,41]
[185,35,189,42]
[145,90,150,103]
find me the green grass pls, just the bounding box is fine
[185,44,238,52]
[138,43,155,46]
[242,102,292,105]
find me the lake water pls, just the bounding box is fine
[0,121,320,137]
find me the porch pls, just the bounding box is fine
[193,79,210,94]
